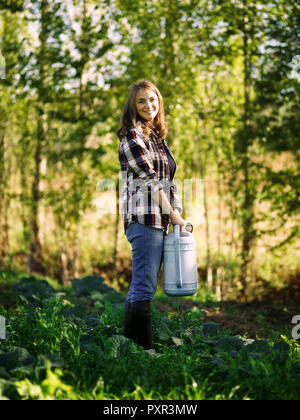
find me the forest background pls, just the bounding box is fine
[0,0,299,303]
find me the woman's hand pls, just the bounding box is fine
[170,208,187,232]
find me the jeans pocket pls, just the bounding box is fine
[125,222,137,243]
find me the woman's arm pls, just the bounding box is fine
[157,189,186,232]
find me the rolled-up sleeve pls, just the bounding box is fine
[120,129,164,193]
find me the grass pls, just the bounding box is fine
[0,269,300,400]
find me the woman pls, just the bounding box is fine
[117,80,187,350]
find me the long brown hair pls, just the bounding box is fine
[116,80,168,143]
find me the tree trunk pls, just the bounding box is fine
[239,12,255,299]
[0,130,7,264]
[28,0,49,273]
[60,248,69,285]
[196,117,211,286]
[113,177,120,276]
[73,226,80,279]
[216,147,222,262]
[28,108,44,273]
[19,132,31,268]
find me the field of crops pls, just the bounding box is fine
[0,269,300,400]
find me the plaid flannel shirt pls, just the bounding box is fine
[119,127,183,236]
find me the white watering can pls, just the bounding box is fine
[163,224,198,297]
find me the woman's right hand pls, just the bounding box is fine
[170,209,187,232]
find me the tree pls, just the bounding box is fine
[0,3,24,265]
[252,0,300,253]
[197,0,277,298]
[16,0,68,273]
[44,0,114,283]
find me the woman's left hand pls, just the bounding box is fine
[171,208,187,232]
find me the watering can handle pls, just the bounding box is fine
[174,224,183,288]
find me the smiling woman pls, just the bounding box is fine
[116,80,186,350]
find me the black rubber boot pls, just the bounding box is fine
[130,300,153,350]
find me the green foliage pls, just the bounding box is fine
[0,271,300,400]
[6,296,81,359]
[13,276,55,303]
[0,0,24,13]
[72,275,115,295]
[0,0,299,299]
[0,2,300,400]
[15,360,77,400]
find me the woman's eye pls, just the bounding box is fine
[138,98,156,103]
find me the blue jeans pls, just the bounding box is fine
[125,222,164,303]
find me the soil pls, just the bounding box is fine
[153,297,300,340]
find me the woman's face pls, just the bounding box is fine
[135,89,159,121]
